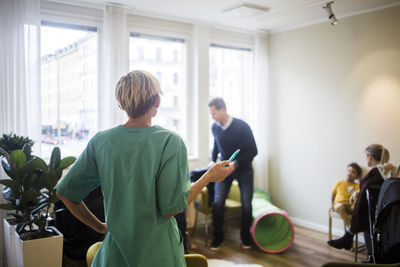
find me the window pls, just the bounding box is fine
[156,47,162,60]
[209,44,253,148]
[137,47,144,60]
[173,73,179,85]
[129,33,187,142]
[40,21,98,157]
[156,71,162,83]
[209,44,253,118]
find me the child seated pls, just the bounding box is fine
[331,162,362,226]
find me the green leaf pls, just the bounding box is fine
[50,147,61,171]
[22,172,40,191]
[2,186,20,201]
[10,150,26,168]
[20,190,41,206]
[48,190,59,204]
[0,133,34,154]
[8,213,24,220]
[19,157,48,175]
[0,203,17,210]
[53,169,63,183]
[0,179,20,192]
[1,157,15,179]
[22,144,32,160]
[31,202,48,215]
[35,157,48,171]
[0,147,11,162]
[39,171,58,191]
[57,156,76,170]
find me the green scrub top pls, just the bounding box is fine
[56,125,190,267]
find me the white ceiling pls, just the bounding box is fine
[63,0,400,32]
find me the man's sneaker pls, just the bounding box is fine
[241,243,252,249]
[241,236,252,249]
[210,237,223,251]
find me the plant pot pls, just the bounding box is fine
[14,226,63,267]
[3,218,17,267]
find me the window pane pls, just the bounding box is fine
[209,45,253,118]
[129,34,187,142]
[41,23,98,157]
[209,45,253,149]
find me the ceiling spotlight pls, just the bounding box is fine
[323,1,338,25]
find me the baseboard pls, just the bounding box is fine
[289,216,365,244]
[190,214,366,244]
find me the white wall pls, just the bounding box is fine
[268,6,400,233]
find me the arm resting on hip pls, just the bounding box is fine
[56,191,108,234]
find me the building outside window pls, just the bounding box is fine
[173,72,179,85]
[209,44,253,149]
[40,22,98,157]
[129,33,187,144]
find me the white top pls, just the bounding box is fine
[219,115,233,130]
[377,163,400,179]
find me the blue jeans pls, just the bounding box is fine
[212,168,254,241]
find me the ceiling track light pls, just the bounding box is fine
[323,1,338,25]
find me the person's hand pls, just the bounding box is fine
[350,190,359,204]
[207,161,215,168]
[384,162,395,171]
[226,161,236,176]
[206,161,230,182]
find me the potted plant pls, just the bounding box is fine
[0,144,76,267]
[0,133,34,154]
[0,133,34,267]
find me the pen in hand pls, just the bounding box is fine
[225,149,240,167]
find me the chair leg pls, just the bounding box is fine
[354,233,358,263]
[328,215,332,240]
[204,215,208,246]
[191,209,198,235]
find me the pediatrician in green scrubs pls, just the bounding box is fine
[56,70,230,267]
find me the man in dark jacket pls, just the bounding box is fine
[208,98,258,250]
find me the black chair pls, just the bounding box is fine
[353,184,381,262]
[54,186,105,261]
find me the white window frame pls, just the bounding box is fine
[127,15,196,157]
[40,1,102,158]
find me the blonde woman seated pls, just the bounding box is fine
[56,70,231,267]
[328,144,391,263]
[330,162,362,227]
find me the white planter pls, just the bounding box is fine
[3,218,17,267]
[14,226,63,267]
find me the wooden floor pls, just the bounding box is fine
[187,218,367,267]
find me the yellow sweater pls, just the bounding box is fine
[332,180,360,203]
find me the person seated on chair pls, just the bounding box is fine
[173,167,215,254]
[330,162,361,227]
[55,70,230,267]
[327,144,391,263]
[190,166,214,206]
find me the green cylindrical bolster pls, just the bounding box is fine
[250,189,295,253]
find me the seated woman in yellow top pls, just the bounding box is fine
[56,70,231,267]
[330,162,361,226]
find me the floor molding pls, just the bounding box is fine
[290,216,365,243]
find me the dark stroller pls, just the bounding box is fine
[54,186,105,261]
[366,178,400,264]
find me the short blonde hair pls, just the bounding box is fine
[115,70,162,118]
[366,144,390,164]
